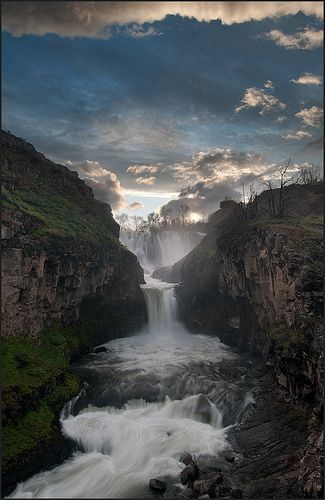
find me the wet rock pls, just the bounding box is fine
[94,346,107,354]
[179,452,193,466]
[193,480,214,497]
[178,487,195,498]
[206,471,223,484]
[198,495,210,500]
[216,485,233,497]
[149,479,167,494]
[195,394,214,424]
[180,463,199,485]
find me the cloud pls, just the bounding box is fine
[135,176,157,185]
[127,164,159,175]
[282,130,312,140]
[276,116,287,122]
[67,159,126,210]
[158,147,272,216]
[127,201,144,210]
[290,73,322,85]
[118,24,162,38]
[262,27,323,50]
[3,2,323,38]
[264,80,274,88]
[235,87,286,115]
[295,106,323,127]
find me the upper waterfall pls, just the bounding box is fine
[120,230,204,270]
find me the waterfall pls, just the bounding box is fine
[120,230,204,270]
[141,277,179,336]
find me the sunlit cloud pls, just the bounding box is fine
[135,176,157,185]
[282,130,312,140]
[66,159,126,210]
[127,201,144,210]
[127,164,159,175]
[290,73,322,85]
[295,106,323,127]
[235,87,286,115]
[262,27,323,50]
[264,80,274,88]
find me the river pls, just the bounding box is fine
[9,232,258,499]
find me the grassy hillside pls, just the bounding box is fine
[1,131,119,245]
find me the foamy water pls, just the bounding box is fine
[9,275,254,498]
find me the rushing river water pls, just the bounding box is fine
[9,238,257,499]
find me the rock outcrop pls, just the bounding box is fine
[171,183,323,497]
[1,131,145,339]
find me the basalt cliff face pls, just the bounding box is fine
[170,185,323,497]
[2,131,145,339]
[1,131,146,492]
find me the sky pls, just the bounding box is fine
[2,1,324,219]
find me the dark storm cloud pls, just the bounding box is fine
[3,2,322,38]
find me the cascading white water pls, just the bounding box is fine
[120,230,204,270]
[8,241,256,499]
[141,276,179,336]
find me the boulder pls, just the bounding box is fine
[178,487,195,498]
[206,471,223,484]
[193,480,214,497]
[94,346,107,354]
[179,452,193,466]
[149,479,167,494]
[180,464,199,485]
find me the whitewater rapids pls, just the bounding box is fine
[9,277,255,499]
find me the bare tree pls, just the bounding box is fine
[239,183,258,220]
[147,212,161,230]
[179,201,190,226]
[297,163,322,185]
[260,159,295,217]
[115,213,130,230]
[130,215,144,231]
[161,207,173,227]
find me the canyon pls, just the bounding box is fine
[1,131,324,498]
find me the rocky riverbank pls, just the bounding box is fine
[155,183,323,497]
[1,131,146,493]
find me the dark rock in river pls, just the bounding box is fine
[178,487,195,498]
[94,346,107,353]
[180,463,199,485]
[149,478,167,494]
[192,479,214,497]
[179,452,193,466]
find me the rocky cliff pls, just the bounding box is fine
[169,183,323,496]
[1,131,146,492]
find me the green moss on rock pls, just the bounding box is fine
[270,322,305,357]
[2,373,80,474]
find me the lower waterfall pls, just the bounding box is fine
[8,274,256,499]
